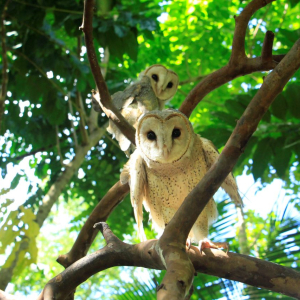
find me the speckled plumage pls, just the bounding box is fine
[106,65,179,155]
[121,109,242,244]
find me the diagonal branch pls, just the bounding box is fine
[57,180,129,268]
[179,0,283,118]
[158,37,300,299]
[80,0,135,145]
[38,223,300,300]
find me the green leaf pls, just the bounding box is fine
[271,138,293,179]
[10,173,22,189]
[285,83,300,118]
[114,24,129,37]
[252,138,272,181]
[270,94,287,120]
[224,99,246,119]
[211,111,237,127]
[288,0,300,7]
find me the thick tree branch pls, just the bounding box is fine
[0,0,11,133]
[158,38,300,299]
[38,223,300,300]
[179,0,282,118]
[80,0,135,145]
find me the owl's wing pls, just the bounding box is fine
[200,136,243,207]
[120,151,148,242]
[111,79,148,110]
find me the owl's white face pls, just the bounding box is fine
[143,65,179,101]
[136,110,194,164]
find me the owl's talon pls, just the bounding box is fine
[198,238,229,254]
[186,238,192,250]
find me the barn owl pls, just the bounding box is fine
[92,65,179,154]
[121,109,243,251]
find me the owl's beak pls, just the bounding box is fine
[162,144,170,158]
[157,85,163,96]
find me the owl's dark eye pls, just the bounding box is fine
[172,128,181,138]
[147,131,157,140]
[167,81,173,88]
[151,74,159,82]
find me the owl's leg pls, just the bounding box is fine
[198,238,229,254]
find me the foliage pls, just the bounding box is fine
[0,0,300,299]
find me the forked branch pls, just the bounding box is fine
[179,0,283,117]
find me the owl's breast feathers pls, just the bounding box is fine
[143,136,211,230]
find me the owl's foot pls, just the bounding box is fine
[198,238,229,254]
[186,238,192,250]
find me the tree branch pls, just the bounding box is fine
[179,0,283,118]
[0,0,11,133]
[158,37,300,299]
[38,223,300,300]
[80,0,135,145]
[261,30,275,62]
[57,180,129,268]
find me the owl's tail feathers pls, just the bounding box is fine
[222,175,244,207]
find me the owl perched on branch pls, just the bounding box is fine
[121,109,243,250]
[92,65,179,155]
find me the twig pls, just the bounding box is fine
[80,0,135,145]
[179,0,283,117]
[55,125,65,165]
[39,223,300,300]
[179,75,206,86]
[261,30,275,62]
[76,37,89,145]
[0,0,11,133]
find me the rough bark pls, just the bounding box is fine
[38,223,300,300]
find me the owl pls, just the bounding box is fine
[121,109,243,250]
[93,65,179,154]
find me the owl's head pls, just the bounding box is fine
[142,65,179,101]
[136,109,195,164]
